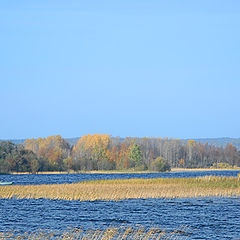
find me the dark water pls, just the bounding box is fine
[0,197,240,239]
[1,172,240,239]
[0,170,239,185]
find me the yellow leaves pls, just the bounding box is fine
[73,134,112,168]
[24,135,69,168]
[187,139,196,144]
[74,134,110,154]
[187,140,196,146]
[179,158,185,166]
[24,138,39,153]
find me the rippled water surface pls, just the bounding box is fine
[0,170,239,185]
[0,197,240,239]
[1,172,240,239]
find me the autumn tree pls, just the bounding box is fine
[224,144,239,167]
[72,134,113,170]
[24,135,71,171]
[4,134,239,173]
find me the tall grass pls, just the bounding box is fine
[0,176,239,201]
[0,225,193,239]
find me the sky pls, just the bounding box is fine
[0,0,240,140]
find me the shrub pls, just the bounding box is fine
[212,162,233,169]
[151,157,171,172]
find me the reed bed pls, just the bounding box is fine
[0,176,240,201]
[171,168,240,172]
[0,225,193,239]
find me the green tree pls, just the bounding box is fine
[0,158,9,174]
[30,159,39,174]
[0,142,39,173]
[0,141,18,173]
[128,144,143,168]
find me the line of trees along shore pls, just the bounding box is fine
[0,134,240,174]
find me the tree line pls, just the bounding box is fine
[0,134,239,174]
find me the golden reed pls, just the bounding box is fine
[0,176,239,201]
[0,224,193,240]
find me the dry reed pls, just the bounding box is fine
[0,176,240,201]
[0,225,193,239]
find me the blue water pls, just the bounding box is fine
[1,172,240,239]
[0,197,240,239]
[0,170,239,185]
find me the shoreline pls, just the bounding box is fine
[8,167,240,175]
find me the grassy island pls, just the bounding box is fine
[0,176,240,201]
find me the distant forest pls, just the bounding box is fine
[4,137,240,150]
[0,134,240,174]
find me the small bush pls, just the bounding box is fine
[151,157,171,172]
[212,162,233,169]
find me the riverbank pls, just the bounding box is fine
[1,176,239,200]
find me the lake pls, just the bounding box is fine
[0,197,240,239]
[0,170,239,185]
[0,171,240,239]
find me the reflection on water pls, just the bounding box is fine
[0,197,240,239]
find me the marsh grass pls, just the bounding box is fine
[0,176,240,201]
[0,225,193,239]
[171,168,240,172]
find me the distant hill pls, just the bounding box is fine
[0,138,81,146]
[192,138,240,150]
[1,137,240,150]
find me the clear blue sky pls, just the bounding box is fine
[1,0,240,140]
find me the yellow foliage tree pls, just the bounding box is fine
[72,134,112,170]
[24,135,70,171]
